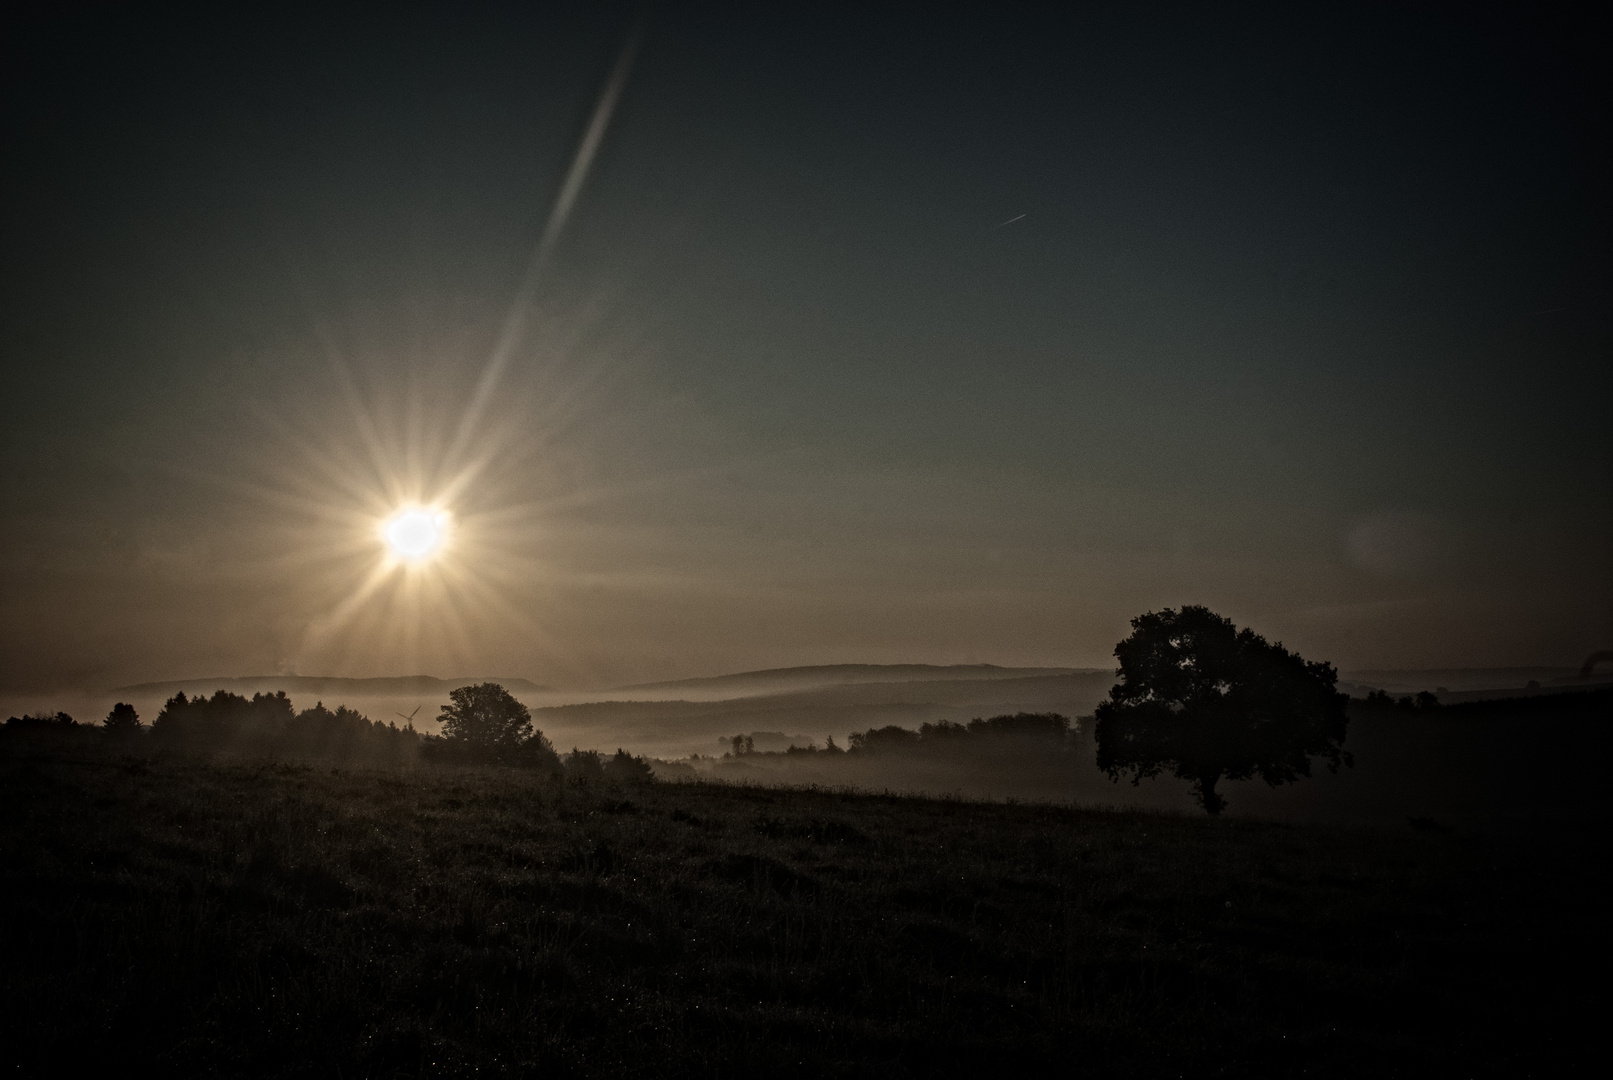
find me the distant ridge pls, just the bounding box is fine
[113,675,549,697]
[1341,668,1579,693]
[607,664,1094,701]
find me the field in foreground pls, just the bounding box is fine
[2,735,1602,1077]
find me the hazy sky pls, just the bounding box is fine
[2,2,1607,691]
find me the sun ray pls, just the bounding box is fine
[443,15,644,473]
[150,17,659,686]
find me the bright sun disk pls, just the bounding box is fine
[383,507,448,562]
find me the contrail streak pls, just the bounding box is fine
[998,213,1025,226]
[448,16,646,468]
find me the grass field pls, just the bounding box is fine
[2,732,1601,1077]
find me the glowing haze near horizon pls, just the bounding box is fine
[1,3,1607,694]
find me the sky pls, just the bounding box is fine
[2,2,1608,692]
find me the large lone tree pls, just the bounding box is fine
[439,682,534,753]
[1094,606,1351,814]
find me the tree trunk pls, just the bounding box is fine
[1196,771,1226,815]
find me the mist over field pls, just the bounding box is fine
[13,659,1607,832]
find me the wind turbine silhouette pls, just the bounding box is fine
[395,706,423,725]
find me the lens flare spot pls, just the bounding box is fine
[383,507,448,562]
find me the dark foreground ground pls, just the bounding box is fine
[2,735,1602,1077]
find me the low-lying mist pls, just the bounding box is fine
[660,691,1612,828]
[9,664,1608,829]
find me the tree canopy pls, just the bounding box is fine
[148,690,415,762]
[153,690,294,743]
[1094,606,1350,814]
[104,702,140,730]
[438,683,547,761]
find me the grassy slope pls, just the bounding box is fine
[2,735,1601,1077]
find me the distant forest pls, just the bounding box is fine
[13,683,1609,771]
[6,691,1086,770]
[5,687,651,780]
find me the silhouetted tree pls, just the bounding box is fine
[438,683,533,755]
[507,727,561,771]
[1094,606,1351,814]
[151,690,294,746]
[104,702,140,731]
[603,748,654,783]
[284,701,389,756]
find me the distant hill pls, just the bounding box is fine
[606,664,1095,702]
[1341,668,1576,694]
[1339,667,1613,704]
[530,671,1119,759]
[113,675,549,698]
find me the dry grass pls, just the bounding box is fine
[1,731,1600,1077]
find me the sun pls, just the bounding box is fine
[382,506,450,562]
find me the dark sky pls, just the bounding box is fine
[2,2,1608,691]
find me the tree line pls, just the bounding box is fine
[723,712,1076,759]
[15,606,1487,814]
[5,682,651,781]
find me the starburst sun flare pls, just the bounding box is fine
[382,506,450,563]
